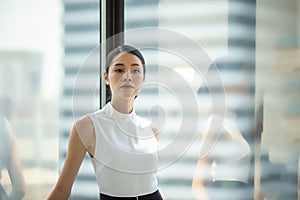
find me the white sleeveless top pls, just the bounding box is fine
[204,115,251,183]
[87,103,159,197]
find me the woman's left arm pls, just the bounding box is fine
[5,119,26,200]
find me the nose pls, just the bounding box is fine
[123,71,132,81]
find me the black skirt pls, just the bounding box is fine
[100,190,163,200]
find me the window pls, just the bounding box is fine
[124,0,256,199]
[1,0,299,199]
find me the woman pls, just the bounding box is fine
[192,57,252,200]
[48,45,163,199]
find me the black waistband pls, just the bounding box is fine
[100,190,163,200]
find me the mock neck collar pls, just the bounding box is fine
[105,102,137,122]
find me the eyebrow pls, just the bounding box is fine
[114,63,141,67]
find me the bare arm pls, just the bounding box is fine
[192,116,219,200]
[192,115,233,200]
[151,127,159,141]
[5,119,26,200]
[192,157,213,200]
[47,122,88,200]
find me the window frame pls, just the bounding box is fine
[100,0,125,107]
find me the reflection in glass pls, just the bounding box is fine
[125,0,256,199]
[192,57,253,200]
[0,96,26,200]
[257,0,300,199]
[0,0,62,199]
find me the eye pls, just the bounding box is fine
[114,68,124,73]
[132,69,141,73]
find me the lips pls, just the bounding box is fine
[120,84,134,89]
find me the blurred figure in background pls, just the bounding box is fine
[192,57,253,200]
[0,96,26,200]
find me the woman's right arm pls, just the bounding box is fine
[192,157,213,200]
[192,115,217,200]
[47,120,89,200]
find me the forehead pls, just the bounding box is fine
[110,52,142,64]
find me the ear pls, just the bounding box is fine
[104,72,109,84]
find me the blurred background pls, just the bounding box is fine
[0,0,62,199]
[0,0,299,199]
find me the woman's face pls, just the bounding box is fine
[104,52,144,101]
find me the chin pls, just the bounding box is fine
[119,94,135,101]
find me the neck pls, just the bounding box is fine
[110,97,134,114]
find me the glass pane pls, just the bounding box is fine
[0,0,62,199]
[125,1,255,200]
[256,0,300,199]
[59,0,100,199]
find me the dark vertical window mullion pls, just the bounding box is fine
[100,0,125,108]
[106,0,124,53]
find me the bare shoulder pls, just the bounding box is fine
[74,116,95,156]
[75,116,93,131]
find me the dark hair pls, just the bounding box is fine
[197,56,254,139]
[105,45,146,103]
[197,57,253,95]
[105,45,145,75]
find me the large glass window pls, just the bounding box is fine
[0,0,299,199]
[124,0,255,199]
[124,0,299,200]
[0,0,62,199]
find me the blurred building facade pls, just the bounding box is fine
[60,0,100,199]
